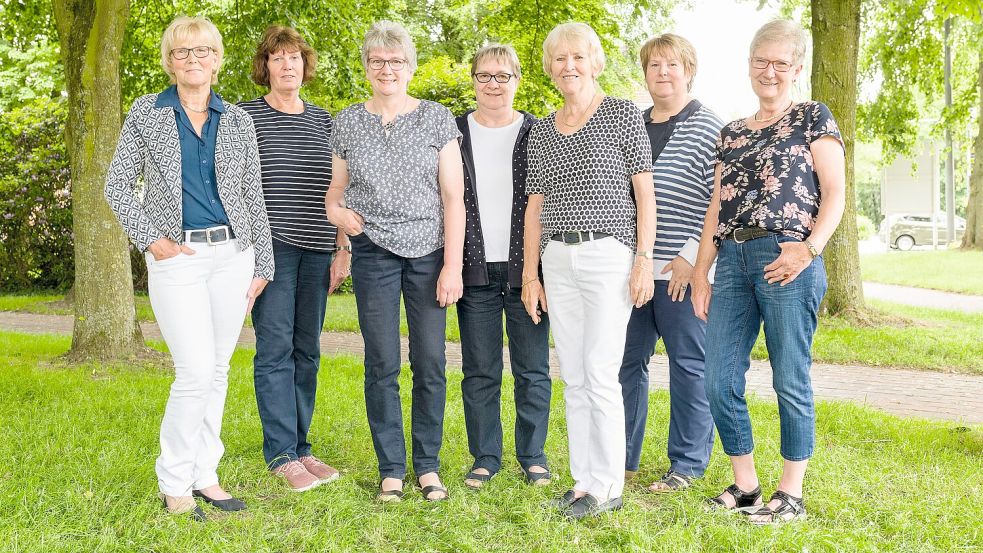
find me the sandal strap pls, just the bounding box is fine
[465,471,493,482]
[769,490,805,517]
[421,484,449,500]
[659,470,693,490]
[524,468,552,482]
[725,483,762,506]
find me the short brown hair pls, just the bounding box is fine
[470,43,522,79]
[638,33,698,91]
[250,25,317,88]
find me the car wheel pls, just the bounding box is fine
[895,234,915,251]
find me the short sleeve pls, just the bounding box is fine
[619,102,651,176]
[430,102,462,150]
[806,102,844,151]
[330,109,351,160]
[525,125,544,195]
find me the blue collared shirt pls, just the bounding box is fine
[155,85,230,230]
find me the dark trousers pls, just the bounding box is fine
[619,281,715,476]
[350,233,447,480]
[252,238,332,469]
[457,262,552,474]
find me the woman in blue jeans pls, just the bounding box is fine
[455,44,552,489]
[325,21,465,502]
[690,20,845,524]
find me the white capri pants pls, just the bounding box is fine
[541,236,634,501]
[146,239,254,497]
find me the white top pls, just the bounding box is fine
[468,113,523,263]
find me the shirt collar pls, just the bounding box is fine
[643,99,701,124]
[155,84,226,113]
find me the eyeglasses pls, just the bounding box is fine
[367,58,407,71]
[170,46,214,60]
[750,57,793,72]
[473,72,516,84]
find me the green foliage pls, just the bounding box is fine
[856,213,875,240]
[0,98,73,291]
[408,56,476,114]
[0,38,63,113]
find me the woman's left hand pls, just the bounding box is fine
[629,260,654,308]
[661,255,694,302]
[329,251,351,294]
[246,277,269,312]
[436,264,463,307]
[763,241,813,285]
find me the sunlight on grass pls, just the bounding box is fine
[862,250,983,295]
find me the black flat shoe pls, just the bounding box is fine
[565,494,623,520]
[192,489,247,512]
[547,489,579,510]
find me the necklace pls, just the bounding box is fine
[177,91,208,114]
[376,95,410,128]
[559,92,601,128]
[753,100,793,123]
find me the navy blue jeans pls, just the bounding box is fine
[457,262,552,474]
[704,235,827,461]
[251,238,332,469]
[620,281,714,476]
[350,233,447,480]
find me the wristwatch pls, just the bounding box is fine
[338,244,352,253]
[635,249,654,259]
[804,239,819,259]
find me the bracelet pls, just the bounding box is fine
[521,276,539,286]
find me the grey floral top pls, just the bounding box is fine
[331,100,461,257]
[714,101,843,245]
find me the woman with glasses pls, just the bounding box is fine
[522,22,655,520]
[105,15,273,521]
[619,33,724,494]
[239,25,348,493]
[325,20,465,503]
[455,44,552,491]
[691,19,845,524]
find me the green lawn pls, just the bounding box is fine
[0,331,979,552]
[862,250,983,295]
[2,293,980,374]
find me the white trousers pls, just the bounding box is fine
[541,237,634,500]
[147,240,254,496]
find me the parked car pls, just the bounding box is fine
[885,213,966,250]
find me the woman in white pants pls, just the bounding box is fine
[521,22,655,520]
[105,16,273,521]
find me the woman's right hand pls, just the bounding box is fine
[327,206,364,236]
[148,237,194,261]
[691,274,712,322]
[521,278,548,325]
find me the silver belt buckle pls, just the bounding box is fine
[564,231,583,245]
[733,228,748,244]
[205,225,230,245]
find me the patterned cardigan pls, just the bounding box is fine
[105,93,274,280]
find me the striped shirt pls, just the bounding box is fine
[238,97,337,252]
[644,103,724,271]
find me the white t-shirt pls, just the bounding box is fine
[468,113,523,263]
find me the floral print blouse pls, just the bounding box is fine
[713,101,843,245]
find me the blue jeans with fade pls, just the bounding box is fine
[620,281,714,476]
[350,233,448,480]
[704,235,827,461]
[251,238,333,469]
[457,262,552,475]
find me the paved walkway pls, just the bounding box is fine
[1,311,980,425]
[863,282,983,313]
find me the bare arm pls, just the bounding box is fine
[325,154,364,236]
[692,163,722,322]
[436,139,465,307]
[521,194,547,324]
[629,171,656,307]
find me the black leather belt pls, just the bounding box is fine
[727,227,772,243]
[551,231,611,245]
[186,225,234,245]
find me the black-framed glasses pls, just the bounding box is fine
[750,57,793,72]
[170,46,214,60]
[473,72,516,84]
[367,58,407,71]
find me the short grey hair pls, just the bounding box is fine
[360,20,417,73]
[541,22,606,77]
[749,19,808,64]
[471,43,522,79]
[160,15,224,85]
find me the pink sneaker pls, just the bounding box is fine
[272,460,320,492]
[299,455,340,484]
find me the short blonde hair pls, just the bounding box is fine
[251,26,318,88]
[471,43,522,79]
[638,33,697,91]
[749,19,808,64]
[361,20,417,73]
[160,15,224,85]
[541,22,606,77]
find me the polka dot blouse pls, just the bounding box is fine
[526,96,651,254]
[331,100,462,258]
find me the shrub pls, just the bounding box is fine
[857,214,876,241]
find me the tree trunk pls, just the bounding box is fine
[960,56,983,250]
[54,0,144,359]
[811,0,866,317]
